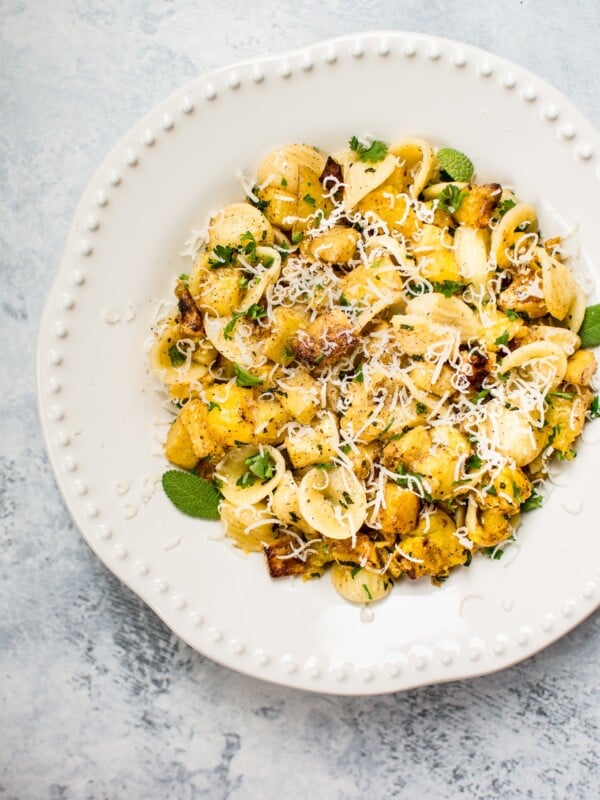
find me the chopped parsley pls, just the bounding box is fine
[178,273,189,282]
[416,402,428,415]
[303,193,316,207]
[505,308,520,320]
[590,396,600,418]
[466,454,483,472]
[233,363,263,388]
[482,546,505,560]
[291,231,304,244]
[240,231,258,264]
[245,450,276,481]
[207,401,221,412]
[349,136,388,163]
[224,304,267,340]
[354,363,364,383]
[339,490,354,509]
[549,390,575,400]
[249,191,269,212]
[431,280,466,297]
[471,388,491,404]
[437,184,467,214]
[395,464,432,502]
[168,344,186,367]
[236,471,256,488]
[495,330,510,347]
[208,244,237,268]
[521,488,543,511]
[497,198,516,217]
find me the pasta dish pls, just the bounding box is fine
[150,136,598,604]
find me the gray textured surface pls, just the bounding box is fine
[1,1,599,798]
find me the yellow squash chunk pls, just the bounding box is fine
[277,368,321,424]
[452,183,501,228]
[191,263,243,316]
[382,425,470,500]
[355,184,418,238]
[414,224,461,283]
[178,399,219,459]
[285,413,338,469]
[478,466,532,515]
[306,226,359,264]
[375,483,421,535]
[253,396,290,443]
[256,184,298,230]
[564,350,597,387]
[545,390,592,459]
[204,385,256,446]
[339,255,404,306]
[468,509,513,549]
[263,306,307,365]
[292,165,334,237]
[164,416,198,470]
[390,510,468,580]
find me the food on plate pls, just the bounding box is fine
[151,135,600,604]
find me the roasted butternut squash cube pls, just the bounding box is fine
[164,416,198,469]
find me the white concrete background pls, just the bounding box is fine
[1,1,599,798]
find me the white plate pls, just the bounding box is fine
[37,31,600,694]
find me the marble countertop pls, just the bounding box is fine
[1,2,598,798]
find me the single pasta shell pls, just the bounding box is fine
[490,203,538,268]
[240,247,282,309]
[499,341,568,387]
[539,247,576,321]
[330,564,392,604]
[208,203,273,249]
[149,323,208,385]
[565,284,587,333]
[216,445,285,506]
[298,466,367,540]
[405,293,480,341]
[341,152,397,210]
[453,226,490,285]
[256,144,327,194]
[389,138,435,198]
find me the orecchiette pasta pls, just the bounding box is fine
[153,134,598,605]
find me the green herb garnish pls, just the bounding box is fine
[349,136,388,163]
[436,147,474,182]
[471,388,491,404]
[437,184,467,214]
[497,198,516,217]
[245,450,276,481]
[233,363,263,387]
[168,344,186,367]
[522,488,543,511]
[162,470,221,520]
[431,280,466,297]
[208,244,237,268]
[577,303,600,348]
